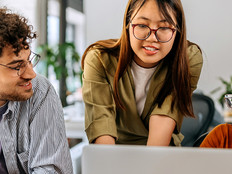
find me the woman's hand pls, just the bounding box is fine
[147,115,176,146]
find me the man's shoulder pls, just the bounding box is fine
[27,74,61,113]
[32,74,53,94]
[30,74,59,104]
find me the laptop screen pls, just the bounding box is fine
[82,144,232,174]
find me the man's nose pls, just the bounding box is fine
[20,64,36,79]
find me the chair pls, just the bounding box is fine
[181,93,215,147]
[193,132,209,147]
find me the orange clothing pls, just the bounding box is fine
[200,124,232,148]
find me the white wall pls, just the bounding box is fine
[84,0,128,46]
[84,0,232,111]
[1,0,231,110]
[182,0,232,105]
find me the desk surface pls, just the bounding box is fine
[63,103,86,140]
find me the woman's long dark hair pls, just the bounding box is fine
[82,0,195,117]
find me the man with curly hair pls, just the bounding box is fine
[0,8,73,174]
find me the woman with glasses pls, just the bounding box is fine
[82,0,203,146]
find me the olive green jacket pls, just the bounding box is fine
[82,44,203,146]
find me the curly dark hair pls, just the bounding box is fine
[0,7,37,57]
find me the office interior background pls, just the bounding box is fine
[0,0,230,108]
[1,0,231,112]
[1,0,232,173]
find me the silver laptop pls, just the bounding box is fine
[82,144,232,174]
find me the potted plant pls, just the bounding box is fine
[37,42,81,107]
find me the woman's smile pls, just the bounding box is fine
[143,46,159,55]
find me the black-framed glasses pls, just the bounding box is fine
[131,24,176,43]
[0,51,41,76]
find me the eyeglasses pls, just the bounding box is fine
[131,24,176,43]
[0,51,41,76]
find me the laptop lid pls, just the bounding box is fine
[82,144,232,174]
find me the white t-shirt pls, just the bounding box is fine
[131,60,157,116]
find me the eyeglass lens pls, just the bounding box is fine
[17,52,40,76]
[133,25,174,42]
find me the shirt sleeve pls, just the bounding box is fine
[82,49,117,143]
[28,79,73,174]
